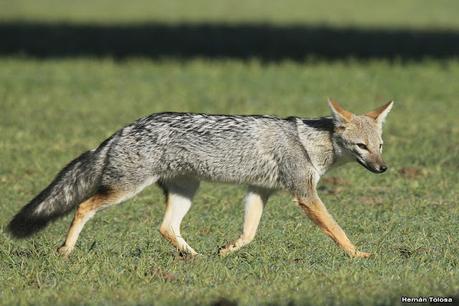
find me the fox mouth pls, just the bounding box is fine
[355,158,382,174]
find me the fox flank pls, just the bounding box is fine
[7,100,393,258]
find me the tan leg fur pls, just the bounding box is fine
[57,191,125,258]
[296,196,370,258]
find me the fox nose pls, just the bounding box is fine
[378,165,387,173]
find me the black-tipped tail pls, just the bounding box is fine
[7,209,50,238]
[7,149,104,238]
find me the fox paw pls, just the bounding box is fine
[218,242,240,256]
[353,251,372,258]
[57,245,73,258]
[178,250,199,259]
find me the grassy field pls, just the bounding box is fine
[1,1,459,306]
[2,0,459,28]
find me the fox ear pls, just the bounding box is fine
[365,101,394,126]
[328,98,353,125]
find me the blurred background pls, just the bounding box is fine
[2,0,459,60]
[1,1,458,305]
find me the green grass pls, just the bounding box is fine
[1,58,458,306]
[2,0,459,29]
[1,1,459,305]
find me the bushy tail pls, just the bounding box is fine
[7,148,106,238]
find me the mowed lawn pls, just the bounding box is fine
[1,1,459,306]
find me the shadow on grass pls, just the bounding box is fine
[1,21,459,61]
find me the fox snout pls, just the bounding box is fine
[372,163,387,173]
[356,157,388,174]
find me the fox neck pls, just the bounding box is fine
[296,117,353,175]
[330,137,353,170]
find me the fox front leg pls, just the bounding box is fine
[296,194,371,258]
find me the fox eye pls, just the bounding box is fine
[356,143,368,150]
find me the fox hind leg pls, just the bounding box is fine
[58,177,157,257]
[219,186,270,256]
[57,190,124,257]
[159,178,200,256]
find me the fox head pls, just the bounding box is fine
[328,99,394,174]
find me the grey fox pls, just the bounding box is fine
[8,99,393,258]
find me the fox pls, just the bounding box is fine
[7,99,393,258]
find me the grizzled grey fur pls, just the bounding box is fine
[104,113,326,193]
